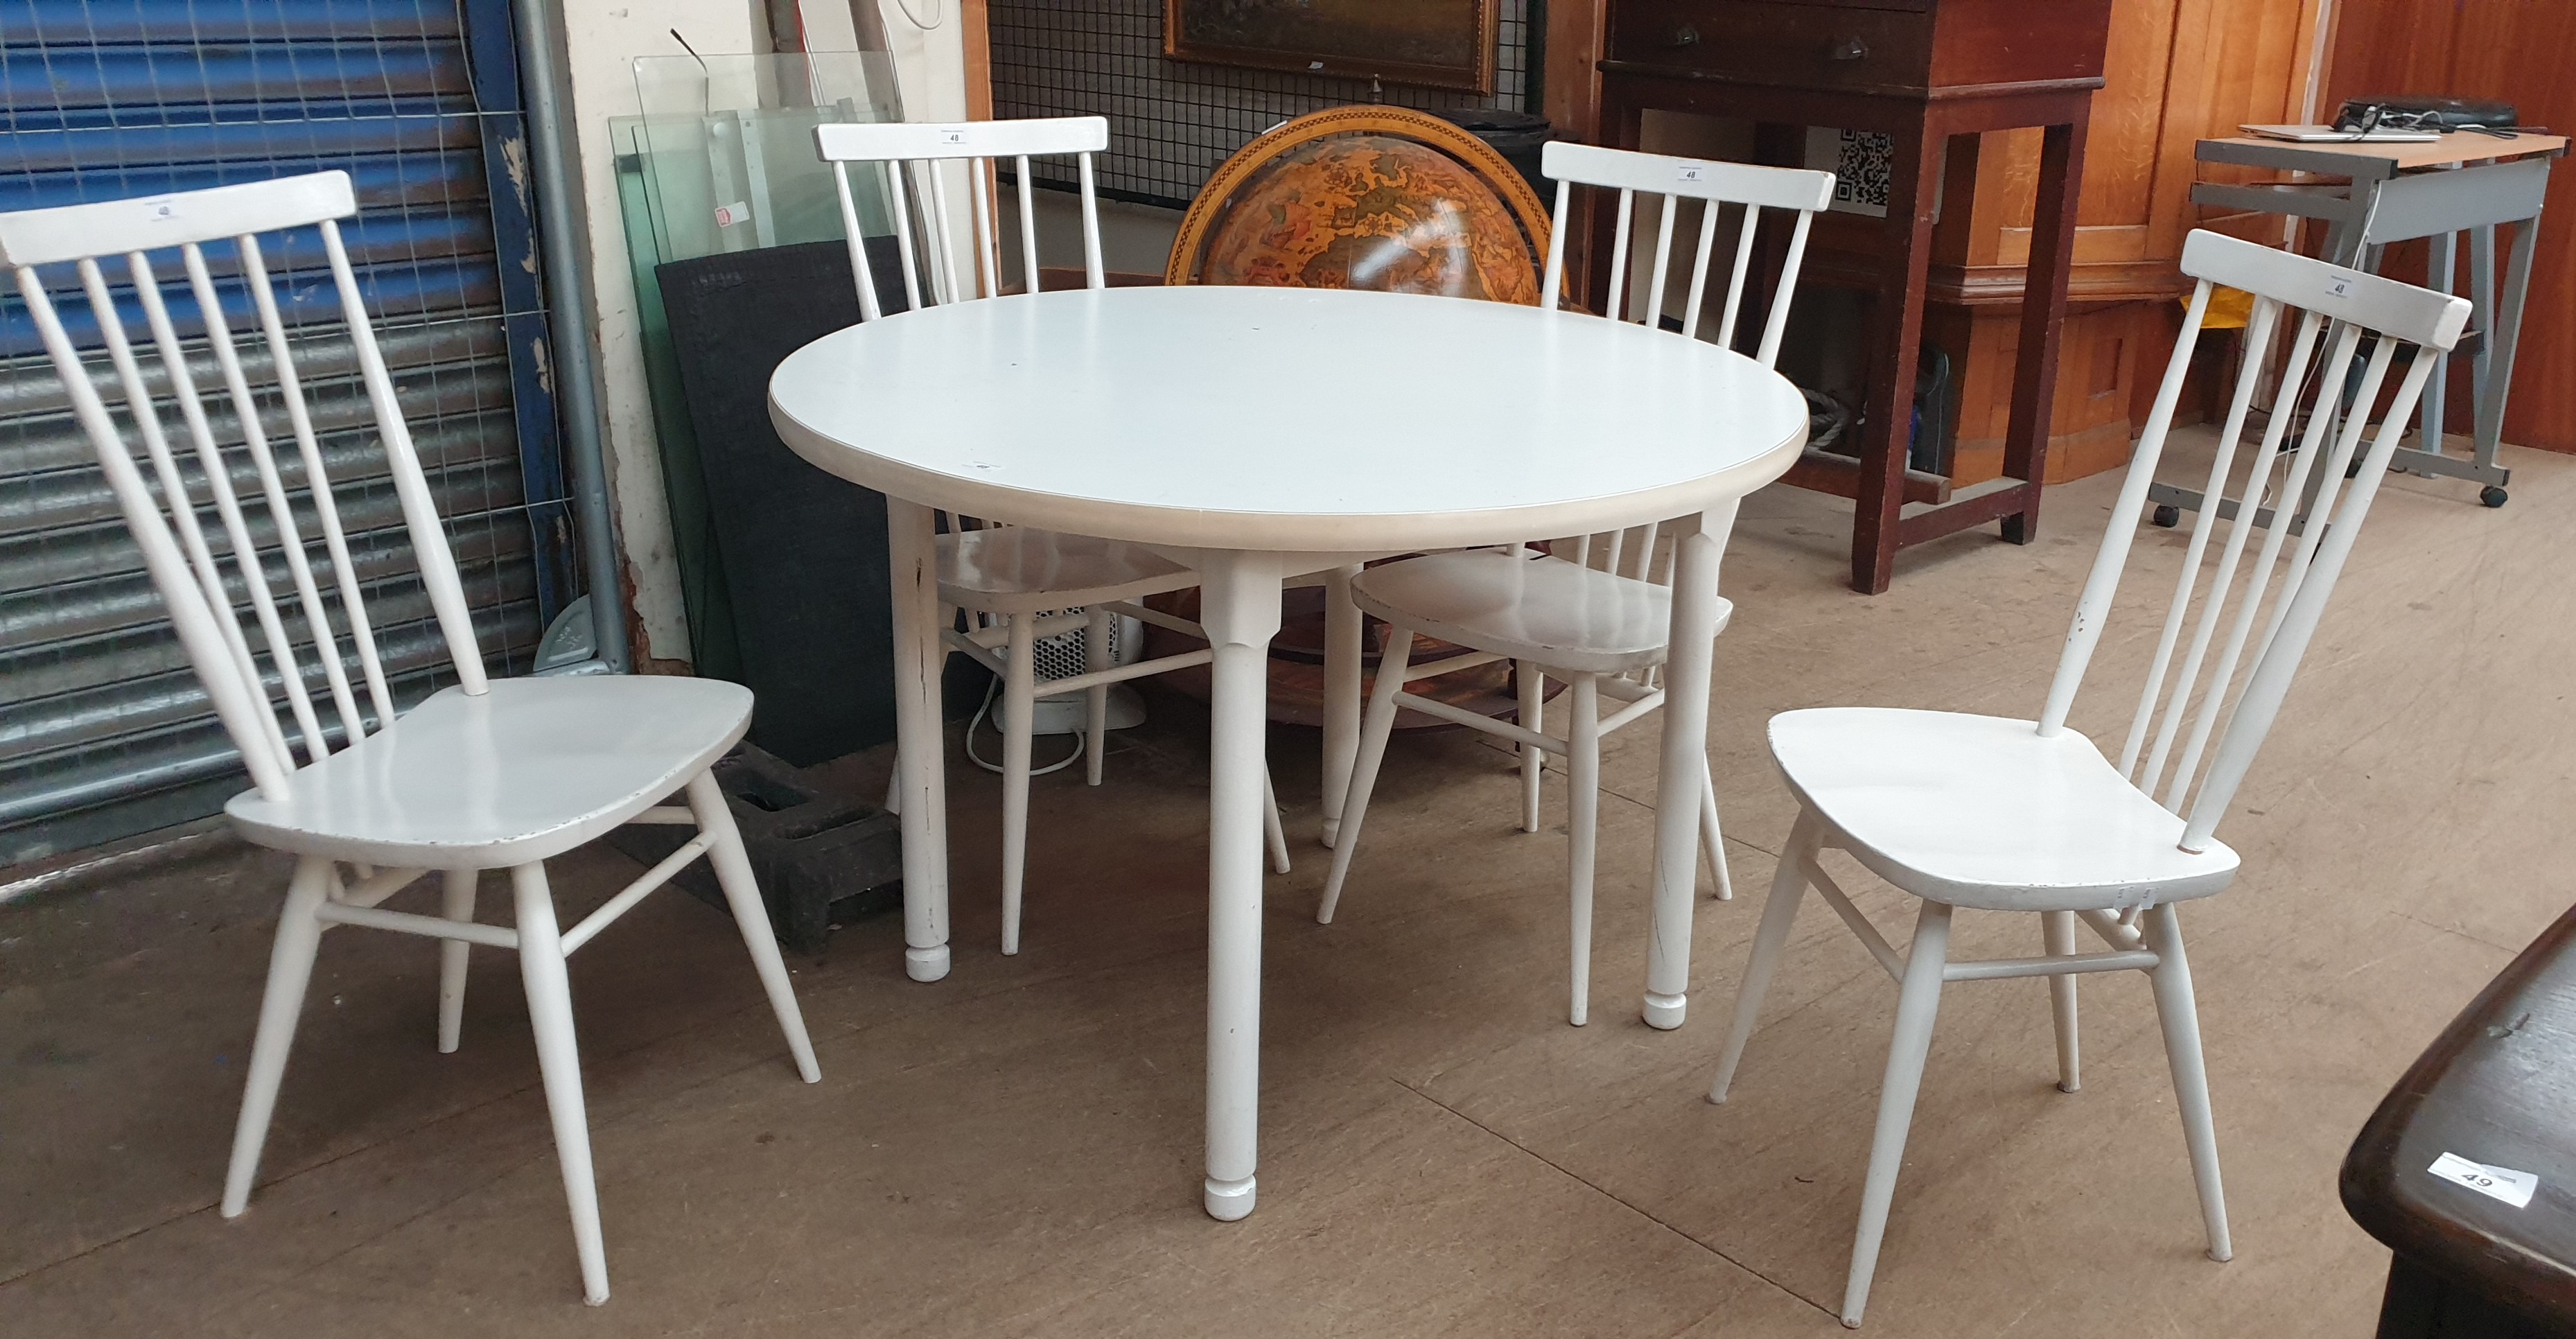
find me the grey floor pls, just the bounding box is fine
[7,438,2572,1336]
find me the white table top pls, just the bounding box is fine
[769,286,1807,553]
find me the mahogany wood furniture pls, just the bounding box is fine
[1596,0,2114,592]
[2345,900,2576,1337]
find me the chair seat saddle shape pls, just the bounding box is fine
[1317,140,1835,1027]
[1347,549,1715,676]
[0,169,822,1307]
[815,115,1288,960]
[1768,708,2239,911]
[224,676,755,868]
[1708,228,2474,1327]
[936,524,1197,613]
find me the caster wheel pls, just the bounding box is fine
[2481,486,2509,509]
[2150,504,2181,529]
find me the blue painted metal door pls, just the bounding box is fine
[0,0,577,864]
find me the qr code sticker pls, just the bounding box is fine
[1832,130,1893,216]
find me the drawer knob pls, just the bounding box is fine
[1667,23,1701,47]
[1830,37,1870,61]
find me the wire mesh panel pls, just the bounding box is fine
[988,0,1532,209]
[0,0,570,864]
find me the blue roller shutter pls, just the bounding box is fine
[0,0,575,864]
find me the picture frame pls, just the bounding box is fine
[1163,0,1499,95]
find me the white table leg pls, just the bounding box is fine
[1319,563,1364,848]
[1198,549,1283,1220]
[1644,505,1736,1029]
[886,499,952,983]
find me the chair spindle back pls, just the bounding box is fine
[814,116,1110,320]
[0,170,487,802]
[2038,229,2471,852]
[1533,141,1836,586]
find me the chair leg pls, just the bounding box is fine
[1843,898,1954,1329]
[687,770,823,1083]
[1564,674,1602,1026]
[2042,909,2081,1093]
[437,868,477,1054]
[1317,630,1412,924]
[1699,752,1734,900]
[1710,811,1819,1102]
[221,854,333,1218]
[1084,606,1112,787]
[1000,613,1037,955]
[509,861,610,1306]
[1516,659,1545,833]
[1261,765,1292,875]
[2142,902,2232,1263]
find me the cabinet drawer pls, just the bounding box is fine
[1607,0,1935,94]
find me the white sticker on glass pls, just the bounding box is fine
[2428,1151,2538,1209]
[715,201,751,229]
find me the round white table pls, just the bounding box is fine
[769,284,1805,1220]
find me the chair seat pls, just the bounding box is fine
[1769,707,2241,913]
[937,526,1198,613]
[1349,550,1726,675]
[225,676,753,869]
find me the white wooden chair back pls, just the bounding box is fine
[1533,141,1835,586]
[0,170,487,805]
[814,116,1109,319]
[2039,229,2470,852]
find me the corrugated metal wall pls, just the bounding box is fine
[0,0,572,864]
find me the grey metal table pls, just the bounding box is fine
[2160,130,2563,518]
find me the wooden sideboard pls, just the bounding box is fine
[1553,0,2329,593]
[1597,0,2112,593]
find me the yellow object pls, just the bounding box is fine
[2195,284,2256,329]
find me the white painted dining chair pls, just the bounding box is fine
[0,170,821,1306]
[1706,229,2471,1327]
[1317,141,1833,1025]
[815,117,1289,956]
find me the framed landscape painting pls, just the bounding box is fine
[1164,0,1498,94]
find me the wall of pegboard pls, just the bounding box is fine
[989,1,1534,209]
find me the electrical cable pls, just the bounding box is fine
[886,0,943,30]
[962,672,1085,776]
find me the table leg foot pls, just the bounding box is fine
[904,944,952,982]
[1204,1175,1256,1221]
[1320,818,1340,849]
[1644,990,1687,1031]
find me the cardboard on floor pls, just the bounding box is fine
[6,439,2569,1336]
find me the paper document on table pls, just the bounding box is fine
[2241,123,2441,143]
[2428,1151,2539,1208]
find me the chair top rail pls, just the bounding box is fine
[2179,229,2469,351]
[2037,229,2469,856]
[815,116,1107,164]
[1541,141,1834,213]
[0,170,357,268]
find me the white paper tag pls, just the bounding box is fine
[714,201,751,228]
[1676,164,1706,184]
[939,129,966,146]
[2327,272,2354,299]
[2428,1151,2539,1209]
[147,197,182,223]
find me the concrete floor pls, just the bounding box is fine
[7,440,2573,1337]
